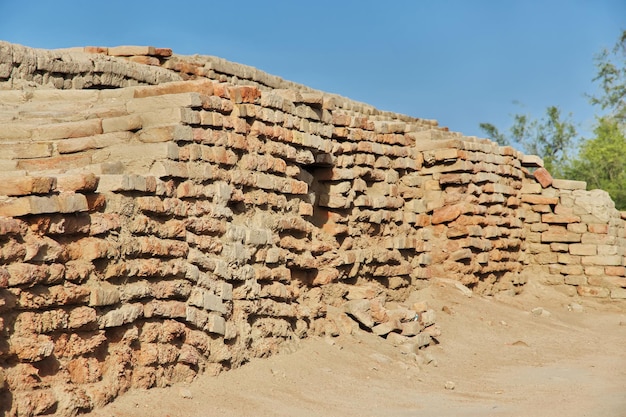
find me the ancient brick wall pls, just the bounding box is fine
[0,42,625,416]
[520,169,626,298]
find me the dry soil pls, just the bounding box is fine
[87,279,626,417]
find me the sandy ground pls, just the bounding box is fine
[87,280,626,417]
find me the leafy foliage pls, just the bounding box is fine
[567,118,626,209]
[479,106,577,177]
[589,30,626,123]
[479,29,626,209]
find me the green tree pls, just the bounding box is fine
[479,105,577,177]
[479,29,626,209]
[566,117,626,209]
[567,29,626,209]
[588,30,626,123]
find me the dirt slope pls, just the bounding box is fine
[87,280,626,417]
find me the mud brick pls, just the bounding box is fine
[132,80,213,99]
[201,146,238,165]
[605,266,626,277]
[567,223,587,234]
[581,255,623,266]
[520,182,542,194]
[151,47,172,56]
[553,264,584,275]
[552,179,586,190]
[565,221,587,233]
[108,45,156,56]
[228,85,261,103]
[142,107,200,127]
[610,288,626,299]
[597,244,619,256]
[0,176,55,196]
[97,303,143,328]
[55,173,99,192]
[581,234,617,245]
[521,194,559,205]
[62,131,133,154]
[32,119,103,141]
[149,160,189,178]
[542,214,581,224]
[89,282,121,307]
[128,55,160,65]
[577,286,610,298]
[125,236,188,258]
[85,193,106,211]
[533,167,553,188]
[127,93,202,114]
[0,195,58,217]
[97,174,150,192]
[588,223,609,234]
[541,228,581,243]
[299,202,313,216]
[521,154,544,167]
[188,287,226,313]
[16,153,92,172]
[420,160,474,174]
[287,180,309,195]
[84,46,108,54]
[432,204,464,225]
[6,263,48,287]
[57,192,89,213]
[102,114,143,133]
[1,142,52,158]
[569,244,597,256]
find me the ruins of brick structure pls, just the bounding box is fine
[0,41,624,416]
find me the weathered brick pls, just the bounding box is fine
[569,244,597,256]
[542,214,580,224]
[0,177,55,196]
[127,93,202,113]
[533,167,553,188]
[32,119,102,141]
[0,195,58,217]
[577,285,610,298]
[521,195,559,205]
[564,275,587,285]
[541,228,581,243]
[567,223,587,234]
[605,266,626,277]
[581,255,623,266]
[588,223,609,234]
[108,45,156,56]
[102,114,142,133]
[552,179,586,190]
[55,173,99,192]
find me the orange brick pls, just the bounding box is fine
[84,46,108,54]
[588,223,609,234]
[0,177,55,196]
[605,266,626,277]
[521,194,559,205]
[533,167,553,188]
[432,204,463,225]
[154,48,173,57]
[542,214,581,224]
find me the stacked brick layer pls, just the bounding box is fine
[0,42,624,416]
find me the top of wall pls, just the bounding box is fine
[0,41,439,130]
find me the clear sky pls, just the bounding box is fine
[0,1,624,140]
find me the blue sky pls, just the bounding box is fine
[0,1,624,140]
